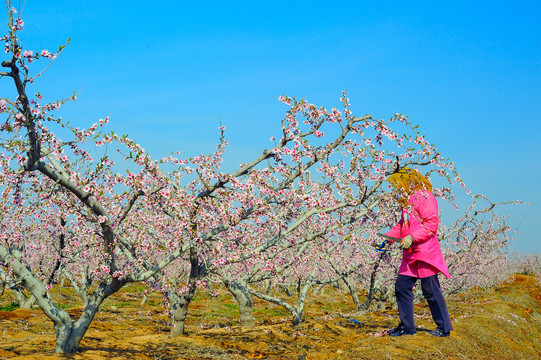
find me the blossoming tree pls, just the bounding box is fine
[1,1,523,354]
[0,2,201,352]
[183,94,466,326]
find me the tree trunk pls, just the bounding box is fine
[19,293,36,309]
[341,276,362,309]
[169,291,192,337]
[291,277,315,326]
[1,244,127,354]
[359,253,384,311]
[169,247,205,337]
[54,320,87,353]
[10,285,36,309]
[0,269,36,309]
[315,284,325,296]
[292,311,303,326]
[53,278,127,353]
[249,276,315,327]
[224,278,255,328]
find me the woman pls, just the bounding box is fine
[384,168,453,337]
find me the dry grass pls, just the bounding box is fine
[0,274,539,359]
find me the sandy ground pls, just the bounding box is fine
[0,274,540,359]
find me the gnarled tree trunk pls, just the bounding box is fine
[223,277,255,328]
[0,245,127,353]
[169,247,206,337]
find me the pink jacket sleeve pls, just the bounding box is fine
[385,217,403,240]
[409,191,439,242]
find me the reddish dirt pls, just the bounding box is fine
[0,274,540,359]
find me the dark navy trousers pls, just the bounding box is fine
[395,274,453,333]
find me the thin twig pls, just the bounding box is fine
[434,346,448,360]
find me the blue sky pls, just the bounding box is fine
[3,1,540,252]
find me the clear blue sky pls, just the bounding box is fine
[3,1,540,253]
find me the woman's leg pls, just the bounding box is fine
[394,274,417,332]
[420,275,453,333]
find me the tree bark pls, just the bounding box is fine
[0,245,127,353]
[341,276,362,309]
[359,253,384,311]
[52,280,124,353]
[169,247,205,337]
[169,291,192,337]
[291,279,314,326]
[15,290,36,309]
[224,278,255,328]
[249,275,316,327]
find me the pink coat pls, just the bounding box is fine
[385,190,451,279]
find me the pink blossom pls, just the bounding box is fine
[278,95,291,105]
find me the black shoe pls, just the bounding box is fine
[428,329,450,337]
[389,328,416,337]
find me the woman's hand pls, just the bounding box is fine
[399,235,413,250]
